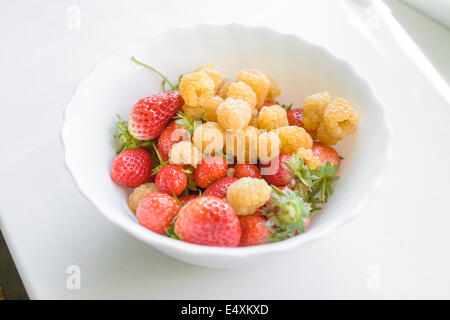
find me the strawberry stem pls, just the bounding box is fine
[131,56,177,91]
[150,141,168,175]
[151,141,163,163]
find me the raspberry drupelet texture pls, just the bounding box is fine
[225,125,259,163]
[257,130,281,163]
[226,81,257,109]
[226,167,235,177]
[192,122,225,155]
[216,97,252,130]
[257,104,289,130]
[168,141,202,167]
[237,69,271,107]
[198,95,223,122]
[266,77,281,101]
[216,78,232,99]
[249,108,259,127]
[239,215,271,246]
[195,65,222,93]
[182,104,205,119]
[136,192,180,235]
[226,177,272,216]
[302,91,331,131]
[275,125,313,154]
[323,98,360,139]
[179,71,215,107]
[295,147,321,170]
[128,183,159,213]
[316,121,341,145]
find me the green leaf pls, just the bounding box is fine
[281,103,294,111]
[165,215,179,240]
[262,187,312,242]
[174,111,203,136]
[114,114,152,153]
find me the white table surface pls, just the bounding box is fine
[1,0,450,299]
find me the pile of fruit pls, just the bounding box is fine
[110,57,360,247]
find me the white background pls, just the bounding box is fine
[1,0,450,299]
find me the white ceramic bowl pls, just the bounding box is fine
[61,24,391,268]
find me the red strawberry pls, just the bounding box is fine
[260,154,293,187]
[311,142,341,166]
[193,156,228,189]
[234,164,261,179]
[239,215,271,247]
[287,108,304,128]
[174,196,241,247]
[156,121,188,162]
[136,192,180,234]
[203,177,237,199]
[155,164,187,196]
[128,91,183,140]
[111,148,153,188]
[178,194,198,205]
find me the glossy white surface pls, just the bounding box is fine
[1,0,450,298]
[402,0,450,29]
[62,25,391,268]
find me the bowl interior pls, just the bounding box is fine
[62,25,390,266]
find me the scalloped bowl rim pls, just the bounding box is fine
[61,24,392,262]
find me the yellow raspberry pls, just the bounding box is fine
[266,77,281,100]
[257,104,289,130]
[216,98,251,130]
[169,141,202,167]
[226,167,235,177]
[226,178,271,216]
[182,104,205,119]
[216,78,232,99]
[196,65,222,93]
[179,71,215,107]
[316,122,341,145]
[249,108,259,127]
[257,131,281,163]
[295,148,321,170]
[198,95,223,122]
[128,183,159,213]
[237,69,271,107]
[225,126,259,163]
[276,126,313,154]
[226,81,257,109]
[192,122,225,155]
[323,98,360,139]
[302,91,331,131]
